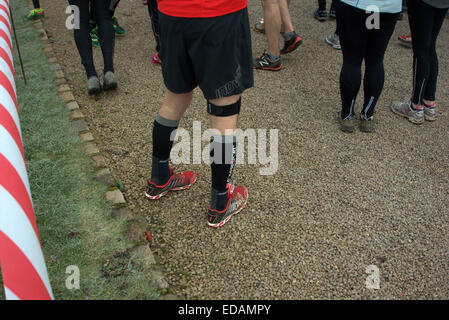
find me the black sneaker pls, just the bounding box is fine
[314,9,327,22]
[253,51,283,71]
[280,32,303,55]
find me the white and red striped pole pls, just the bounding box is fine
[0,0,53,300]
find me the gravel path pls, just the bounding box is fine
[40,0,449,299]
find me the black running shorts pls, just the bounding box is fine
[159,8,254,100]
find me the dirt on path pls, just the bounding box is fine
[40,0,449,299]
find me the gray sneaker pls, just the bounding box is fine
[103,71,117,91]
[424,103,437,121]
[391,99,424,124]
[254,18,284,34]
[360,114,374,132]
[339,113,356,133]
[325,33,341,50]
[87,76,101,95]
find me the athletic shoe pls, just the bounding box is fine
[423,103,437,121]
[253,51,283,71]
[325,33,341,50]
[151,52,162,65]
[360,114,374,132]
[112,16,126,36]
[207,184,248,228]
[87,76,101,95]
[254,18,285,34]
[24,8,44,21]
[103,71,118,91]
[329,7,337,19]
[339,113,356,133]
[254,18,265,33]
[91,27,100,48]
[280,32,303,55]
[145,167,197,200]
[391,99,424,124]
[398,34,412,48]
[314,9,327,22]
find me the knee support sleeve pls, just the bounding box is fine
[207,98,241,117]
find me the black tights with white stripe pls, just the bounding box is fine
[336,1,397,119]
[408,0,448,105]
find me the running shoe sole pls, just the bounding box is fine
[253,64,283,71]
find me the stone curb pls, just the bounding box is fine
[32,13,178,300]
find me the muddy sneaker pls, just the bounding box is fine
[360,114,374,132]
[87,76,101,95]
[325,33,341,50]
[207,184,248,228]
[103,71,118,91]
[391,99,424,124]
[339,113,356,133]
[145,168,197,200]
[280,32,303,55]
[253,51,283,71]
[24,8,45,21]
[314,9,327,22]
[423,103,437,121]
[398,34,412,48]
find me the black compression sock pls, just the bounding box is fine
[151,114,179,184]
[210,186,229,212]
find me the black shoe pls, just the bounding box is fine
[314,9,327,22]
[253,51,283,71]
[280,32,303,55]
[329,7,337,19]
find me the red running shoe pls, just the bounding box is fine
[151,52,162,65]
[145,167,197,200]
[207,184,248,228]
[398,34,412,48]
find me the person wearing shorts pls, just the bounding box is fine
[145,0,254,228]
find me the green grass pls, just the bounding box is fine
[0,1,157,300]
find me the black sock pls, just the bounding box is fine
[210,187,230,212]
[210,135,237,211]
[151,114,179,185]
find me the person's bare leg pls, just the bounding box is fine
[263,0,281,56]
[279,0,293,34]
[158,89,193,121]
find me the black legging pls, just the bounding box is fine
[318,0,337,11]
[68,0,115,78]
[408,0,448,105]
[32,0,40,9]
[147,0,160,52]
[337,1,397,119]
